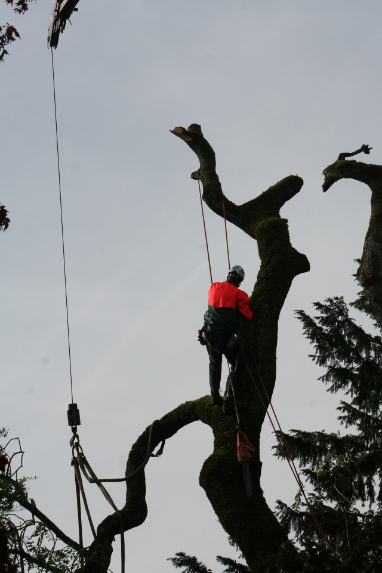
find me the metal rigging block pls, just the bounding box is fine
[68,403,81,429]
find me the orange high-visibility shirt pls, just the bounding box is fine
[208,281,253,320]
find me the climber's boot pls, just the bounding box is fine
[211,389,222,406]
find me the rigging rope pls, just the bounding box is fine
[50,47,74,405]
[195,171,342,562]
[70,433,125,573]
[243,345,341,561]
[75,422,165,484]
[74,468,84,561]
[68,424,165,573]
[50,48,128,571]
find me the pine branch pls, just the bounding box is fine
[168,552,213,573]
[216,555,250,573]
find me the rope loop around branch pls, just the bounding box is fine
[70,421,166,485]
[68,420,166,573]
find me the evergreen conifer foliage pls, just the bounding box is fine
[274,294,382,571]
[168,552,251,573]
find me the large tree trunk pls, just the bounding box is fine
[322,146,382,326]
[83,124,310,573]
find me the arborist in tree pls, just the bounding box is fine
[198,266,253,408]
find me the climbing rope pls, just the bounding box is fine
[195,172,342,562]
[196,170,213,284]
[196,171,242,425]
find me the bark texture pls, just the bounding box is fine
[322,146,382,326]
[83,124,310,573]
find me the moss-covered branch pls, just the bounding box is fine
[322,147,382,326]
[84,397,287,573]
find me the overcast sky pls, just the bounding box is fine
[1,1,382,571]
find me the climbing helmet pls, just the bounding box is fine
[229,265,245,281]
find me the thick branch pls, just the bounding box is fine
[84,397,287,573]
[337,144,372,162]
[322,148,382,326]
[322,145,374,192]
[171,125,309,241]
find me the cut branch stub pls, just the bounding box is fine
[322,148,382,326]
[322,145,373,192]
[170,126,193,142]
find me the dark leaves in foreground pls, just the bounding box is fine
[1,0,35,62]
[1,428,81,573]
[0,24,19,62]
[0,204,10,231]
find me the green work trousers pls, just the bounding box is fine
[207,332,245,395]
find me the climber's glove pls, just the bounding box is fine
[198,327,207,346]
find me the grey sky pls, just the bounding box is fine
[1,1,381,571]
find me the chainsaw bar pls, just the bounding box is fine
[242,462,253,497]
[237,431,255,498]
